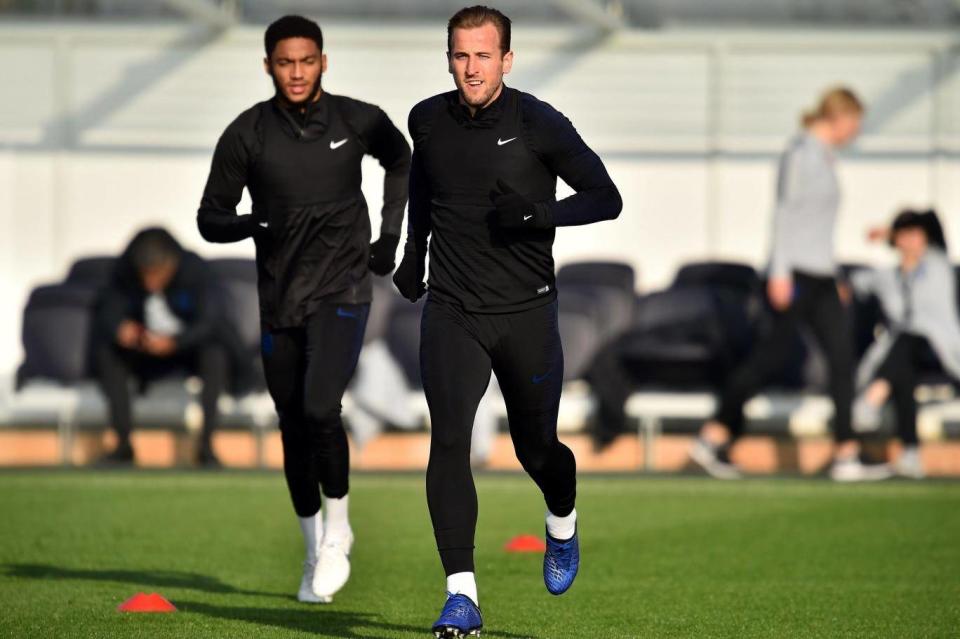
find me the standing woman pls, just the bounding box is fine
[689,87,890,482]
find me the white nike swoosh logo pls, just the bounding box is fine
[497,137,517,146]
[523,215,533,221]
[330,138,349,150]
[258,221,268,228]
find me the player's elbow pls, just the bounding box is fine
[196,213,217,243]
[601,185,623,221]
[196,211,230,244]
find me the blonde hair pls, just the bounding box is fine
[801,87,864,128]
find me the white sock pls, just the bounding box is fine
[546,508,577,541]
[323,495,351,543]
[298,511,323,563]
[446,572,478,606]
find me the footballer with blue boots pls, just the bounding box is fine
[393,6,622,636]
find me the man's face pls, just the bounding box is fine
[448,23,513,111]
[264,37,326,105]
[139,259,178,294]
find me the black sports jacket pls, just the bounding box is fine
[405,86,621,313]
[198,92,410,329]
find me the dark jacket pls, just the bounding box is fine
[406,86,622,313]
[197,93,411,329]
[95,246,218,353]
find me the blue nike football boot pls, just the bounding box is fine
[432,592,482,637]
[543,526,580,595]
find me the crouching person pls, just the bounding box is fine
[94,227,229,466]
[852,210,960,478]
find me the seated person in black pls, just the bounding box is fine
[94,227,228,466]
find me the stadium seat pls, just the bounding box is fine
[208,258,260,353]
[558,309,601,382]
[64,256,116,289]
[366,275,400,344]
[384,298,425,389]
[559,285,634,342]
[556,261,636,293]
[619,287,737,388]
[16,284,100,389]
[672,261,759,297]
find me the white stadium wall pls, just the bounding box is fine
[0,22,957,373]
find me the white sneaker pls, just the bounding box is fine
[689,438,742,480]
[313,532,354,600]
[830,457,894,482]
[894,447,925,479]
[297,560,332,603]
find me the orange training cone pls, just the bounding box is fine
[117,592,177,613]
[504,534,547,553]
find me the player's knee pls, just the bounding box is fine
[429,424,472,456]
[302,401,342,430]
[279,420,308,450]
[513,435,556,474]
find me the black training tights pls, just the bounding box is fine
[420,298,577,576]
[96,341,228,449]
[261,303,369,517]
[715,271,855,442]
[873,333,933,446]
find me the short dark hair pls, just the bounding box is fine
[447,5,511,55]
[890,208,946,250]
[265,15,323,58]
[128,227,181,271]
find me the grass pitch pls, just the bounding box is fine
[0,470,958,638]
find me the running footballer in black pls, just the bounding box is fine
[394,7,621,634]
[197,15,410,604]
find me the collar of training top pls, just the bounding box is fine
[272,91,331,141]
[448,84,511,129]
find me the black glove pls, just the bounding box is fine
[249,207,273,241]
[393,251,426,302]
[491,179,551,229]
[369,233,400,276]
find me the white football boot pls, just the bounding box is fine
[312,530,354,601]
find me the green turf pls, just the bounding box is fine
[0,471,958,638]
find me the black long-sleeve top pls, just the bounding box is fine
[198,92,411,329]
[405,86,622,313]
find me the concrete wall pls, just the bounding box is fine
[0,21,957,373]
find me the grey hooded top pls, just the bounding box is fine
[768,132,840,279]
[851,248,960,386]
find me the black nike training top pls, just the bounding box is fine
[406,86,622,313]
[197,92,411,329]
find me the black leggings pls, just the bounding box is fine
[95,341,228,448]
[872,333,934,446]
[261,303,369,517]
[715,272,855,442]
[420,298,577,576]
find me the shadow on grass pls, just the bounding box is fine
[179,600,535,639]
[4,563,536,638]
[2,563,282,598]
